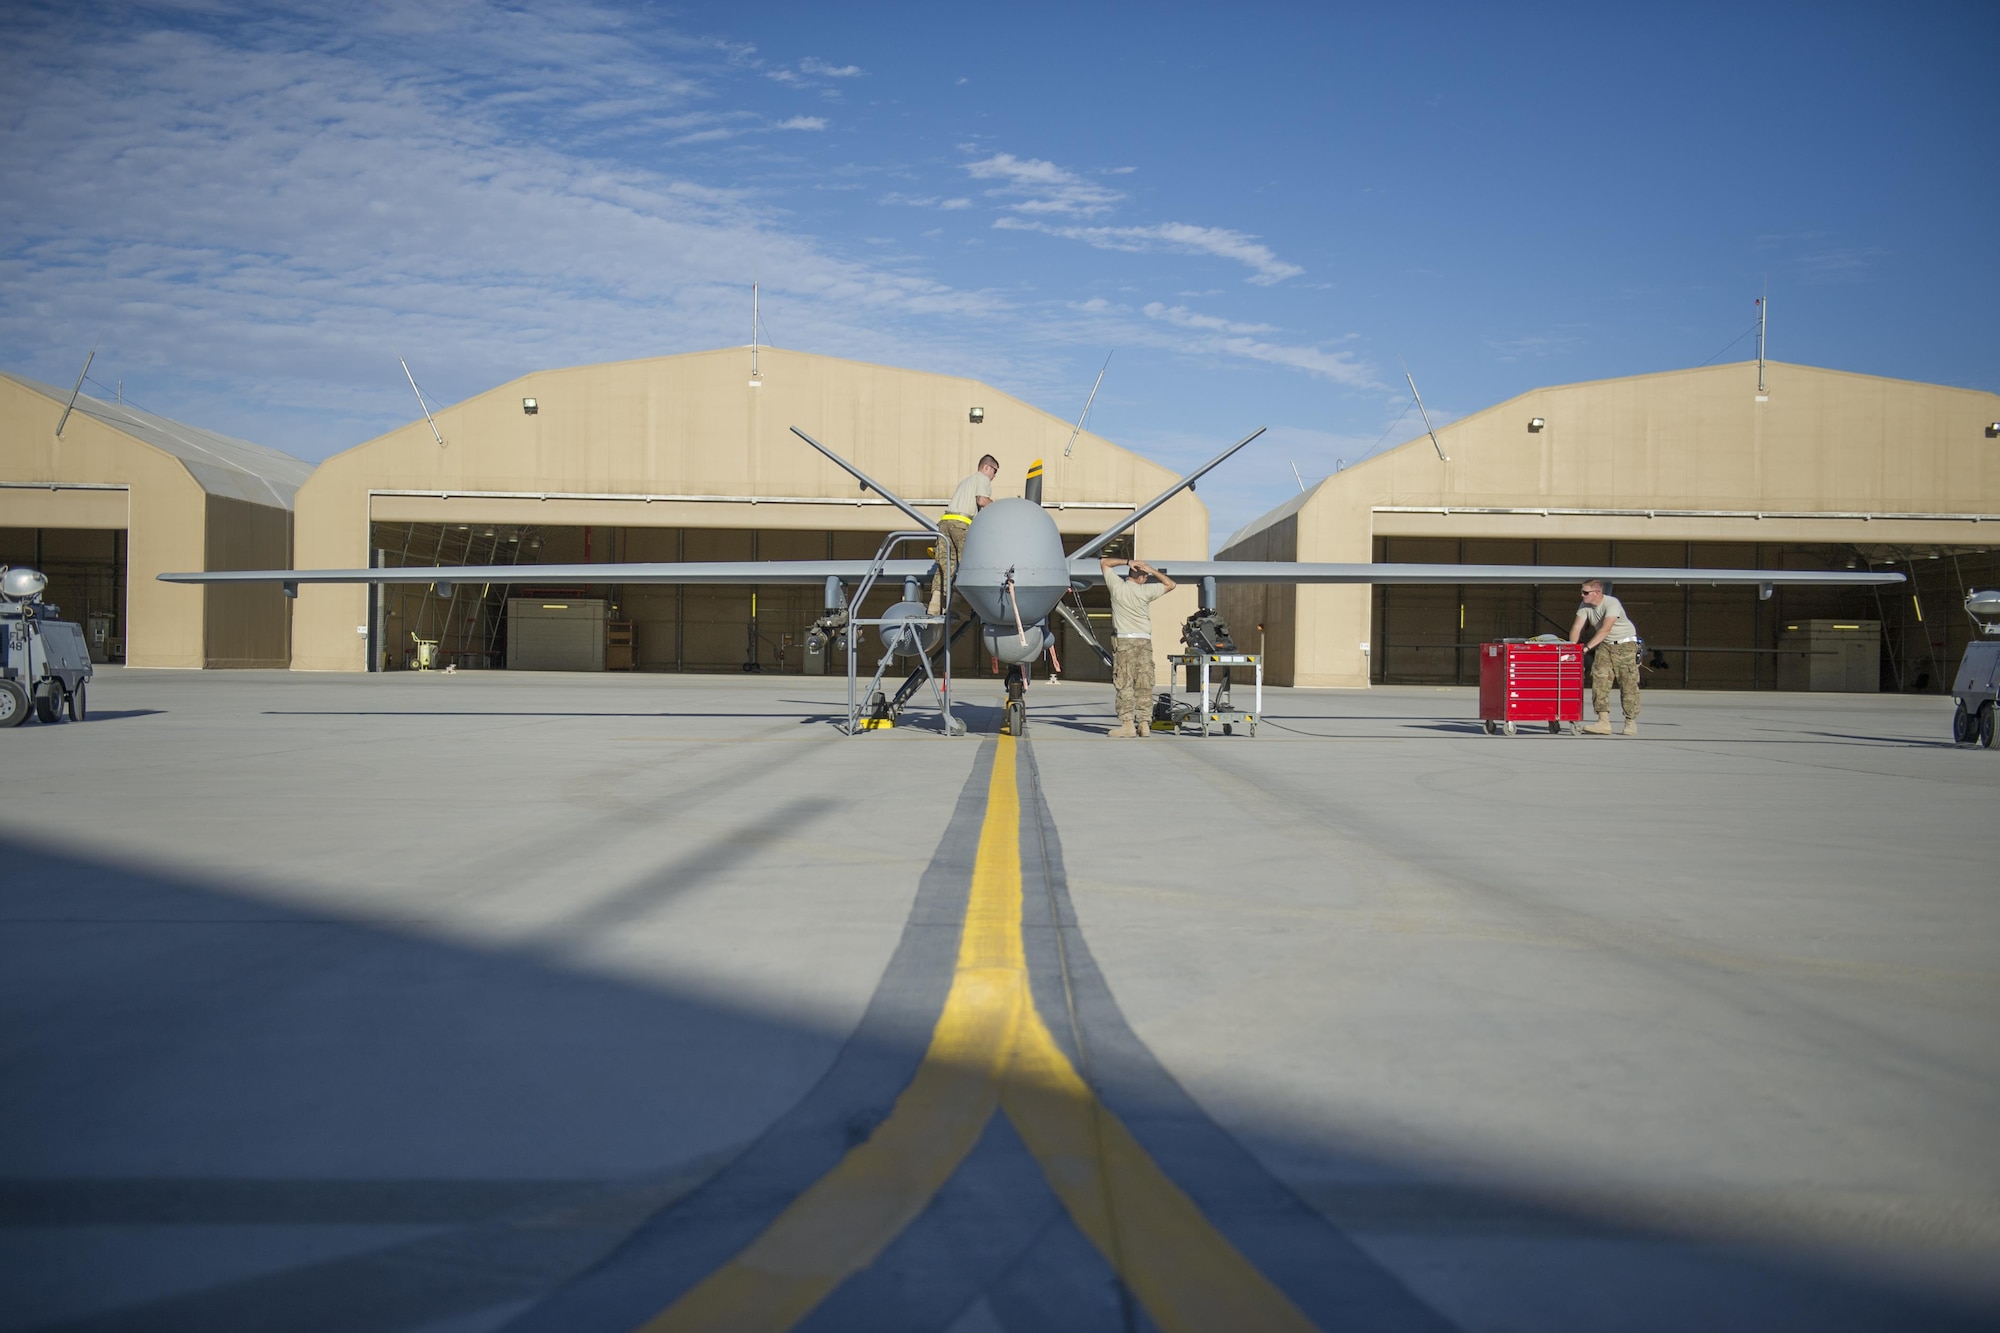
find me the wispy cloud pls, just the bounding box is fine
[1061,299,1378,389]
[961,152,1124,216]
[799,57,865,78]
[1137,303,1375,385]
[995,218,1303,286]
[0,5,993,453]
[1141,303,1277,335]
[0,7,1370,462]
[881,193,977,211]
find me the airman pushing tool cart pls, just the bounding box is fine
[0,567,93,728]
[1950,589,2000,749]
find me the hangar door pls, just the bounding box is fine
[0,527,125,663]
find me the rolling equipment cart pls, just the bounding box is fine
[1478,639,1583,736]
[1158,652,1261,737]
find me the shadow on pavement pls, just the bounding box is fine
[2,834,1993,1332]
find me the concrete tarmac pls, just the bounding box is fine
[1,667,1996,1331]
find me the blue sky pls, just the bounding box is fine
[3,1,1995,545]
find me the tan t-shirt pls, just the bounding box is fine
[1577,594,1639,643]
[946,472,991,520]
[1108,575,1167,638]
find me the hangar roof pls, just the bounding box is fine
[0,371,313,509]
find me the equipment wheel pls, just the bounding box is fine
[1548,720,1562,735]
[1502,720,1517,737]
[0,679,27,728]
[68,681,86,722]
[1482,719,1496,735]
[1981,702,1996,750]
[1222,723,1233,736]
[34,688,63,725]
[1954,699,1975,743]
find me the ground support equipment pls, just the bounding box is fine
[1478,639,1584,737]
[0,569,93,728]
[1158,652,1261,737]
[1950,591,2000,749]
[837,530,961,737]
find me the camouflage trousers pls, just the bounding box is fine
[1113,638,1155,729]
[1591,640,1641,719]
[933,520,969,607]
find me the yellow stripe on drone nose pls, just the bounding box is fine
[639,737,1315,1333]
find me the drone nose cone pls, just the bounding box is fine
[959,500,1069,625]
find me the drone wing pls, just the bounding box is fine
[160,560,934,590]
[1070,428,1265,561]
[790,426,939,535]
[1071,560,1906,591]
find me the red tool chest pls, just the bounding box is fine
[1478,640,1584,735]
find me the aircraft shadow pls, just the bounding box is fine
[2,822,1993,1331]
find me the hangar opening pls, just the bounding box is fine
[1370,538,2000,692]
[363,520,1117,680]
[0,526,126,662]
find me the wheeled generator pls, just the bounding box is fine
[0,567,94,728]
[1950,590,2000,749]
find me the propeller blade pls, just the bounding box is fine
[1025,458,1044,506]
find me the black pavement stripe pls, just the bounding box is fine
[1012,738,1460,1333]
[793,1113,1064,1333]
[507,741,999,1332]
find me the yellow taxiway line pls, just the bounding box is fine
[639,736,1316,1332]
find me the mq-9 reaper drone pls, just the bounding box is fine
[163,427,1905,736]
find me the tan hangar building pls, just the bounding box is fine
[0,371,310,669]
[290,345,1206,677]
[1219,360,2000,692]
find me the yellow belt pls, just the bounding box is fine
[941,514,972,524]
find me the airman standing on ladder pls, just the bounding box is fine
[935,454,998,612]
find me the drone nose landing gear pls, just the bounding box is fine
[1001,663,1028,736]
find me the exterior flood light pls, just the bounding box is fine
[523,397,538,415]
[1987,421,1999,438]
[969,406,985,424]
[1528,417,1546,432]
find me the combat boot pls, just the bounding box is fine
[1621,718,1638,736]
[1582,718,1612,736]
[1107,720,1137,739]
